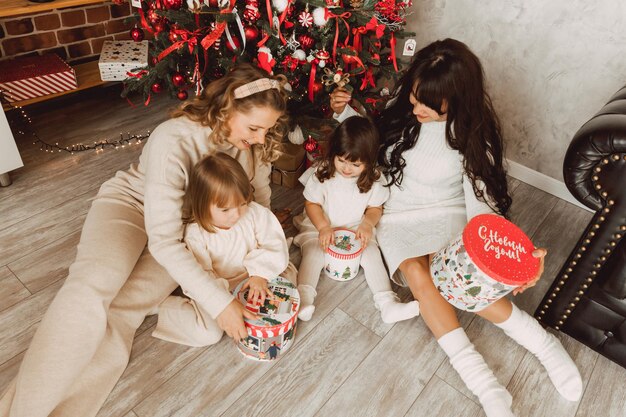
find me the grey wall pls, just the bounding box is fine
[403,0,626,180]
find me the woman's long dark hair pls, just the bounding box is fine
[378,38,512,216]
[316,116,381,193]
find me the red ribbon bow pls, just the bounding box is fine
[324,9,352,62]
[365,17,385,38]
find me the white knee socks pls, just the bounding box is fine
[438,328,514,417]
[496,303,583,401]
[297,285,317,321]
[372,291,420,324]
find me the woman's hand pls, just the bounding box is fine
[216,299,257,340]
[318,226,334,251]
[243,276,273,305]
[330,87,352,115]
[513,248,547,296]
[356,221,373,248]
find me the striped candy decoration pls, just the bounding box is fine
[0,54,77,102]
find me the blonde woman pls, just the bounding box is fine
[152,152,296,347]
[0,64,289,417]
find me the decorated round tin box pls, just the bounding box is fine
[324,229,363,281]
[430,214,539,312]
[234,277,300,361]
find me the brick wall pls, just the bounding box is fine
[0,2,138,64]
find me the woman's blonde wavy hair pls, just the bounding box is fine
[171,63,289,163]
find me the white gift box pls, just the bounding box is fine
[98,40,149,81]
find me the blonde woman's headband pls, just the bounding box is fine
[233,78,281,99]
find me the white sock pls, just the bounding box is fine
[496,303,582,401]
[372,291,420,324]
[438,328,514,417]
[297,285,317,322]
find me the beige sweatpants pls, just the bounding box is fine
[0,193,178,417]
[152,263,298,347]
[297,239,391,294]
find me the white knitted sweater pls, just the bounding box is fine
[335,106,495,276]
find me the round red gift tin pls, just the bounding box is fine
[324,229,363,281]
[430,214,540,311]
[234,277,300,361]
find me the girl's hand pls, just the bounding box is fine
[330,88,352,115]
[319,226,334,251]
[356,222,373,248]
[216,299,257,340]
[513,248,547,296]
[243,276,273,305]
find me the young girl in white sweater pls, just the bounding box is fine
[152,152,295,346]
[294,116,420,323]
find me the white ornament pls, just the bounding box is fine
[318,60,326,68]
[288,124,305,145]
[292,49,306,61]
[306,54,315,63]
[272,0,288,12]
[312,7,328,26]
[380,87,390,96]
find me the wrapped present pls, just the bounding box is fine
[274,142,306,172]
[234,277,300,361]
[324,229,363,281]
[271,159,305,189]
[98,40,149,81]
[430,214,540,312]
[0,54,77,103]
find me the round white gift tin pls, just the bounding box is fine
[324,228,363,281]
[233,277,300,361]
[430,214,539,311]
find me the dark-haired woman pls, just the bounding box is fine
[330,39,581,416]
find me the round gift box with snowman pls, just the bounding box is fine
[234,277,300,361]
[324,228,363,281]
[430,214,539,312]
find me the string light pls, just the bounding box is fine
[2,90,151,155]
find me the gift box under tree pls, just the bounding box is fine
[98,40,149,82]
[0,54,77,103]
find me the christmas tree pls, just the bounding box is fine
[120,0,413,132]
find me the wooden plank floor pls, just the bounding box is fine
[1,88,625,417]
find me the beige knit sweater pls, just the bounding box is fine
[99,116,271,315]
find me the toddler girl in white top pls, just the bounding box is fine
[294,116,420,323]
[152,152,296,346]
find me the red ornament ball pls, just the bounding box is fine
[225,36,241,52]
[244,25,259,42]
[177,90,189,101]
[163,0,183,9]
[151,56,158,66]
[168,24,180,42]
[208,0,219,7]
[152,18,168,34]
[172,72,186,87]
[130,27,144,42]
[151,82,164,93]
[304,136,318,153]
[297,34,315,50]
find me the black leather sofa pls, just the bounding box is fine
[535,86,626,368]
